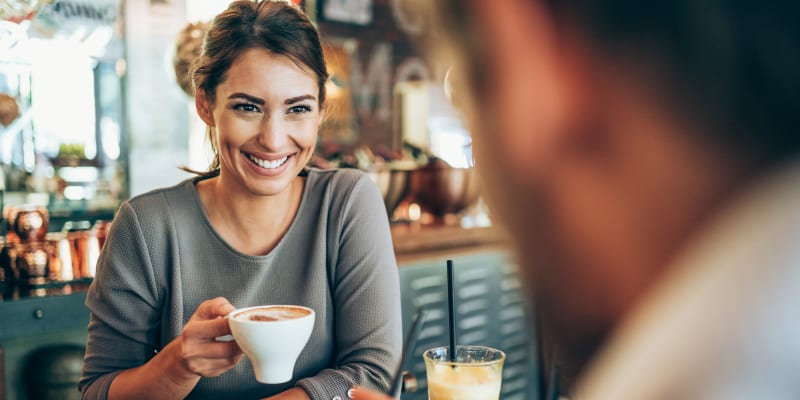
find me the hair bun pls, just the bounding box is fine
[172,21,210,97]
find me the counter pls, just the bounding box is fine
[392,224,510,263]
[0,282,91,399]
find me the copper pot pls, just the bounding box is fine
[68,230,92,279]
[43,221,103,282]
[6,205,49,244]
[15,242,49,286]
[60,221,100,279]
[46,232,73,281]
[409,165,481,221]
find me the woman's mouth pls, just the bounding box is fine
[246,153,290,170]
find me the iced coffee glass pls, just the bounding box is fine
[423,345,505,400]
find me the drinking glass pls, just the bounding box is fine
[423,345,505,400]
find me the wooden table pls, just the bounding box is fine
[392,224,510,263]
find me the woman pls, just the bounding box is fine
[79,2,402,399]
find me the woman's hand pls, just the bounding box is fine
[176,297,243,378]
[349,387,394,400]
[108,297,243,399]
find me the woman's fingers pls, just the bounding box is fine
[183,347,244,377]
[190,297,236,322]
[175,297,243,377]
[182,339,241,360]
[183,297,237,344]
[185,315,234,340]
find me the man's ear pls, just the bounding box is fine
[195,89,215,127]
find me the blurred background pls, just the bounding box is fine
[0,2,537,400]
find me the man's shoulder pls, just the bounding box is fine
[574,159,800,400]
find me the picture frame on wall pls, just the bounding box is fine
[321,0,373,25]
[317,37,359,145]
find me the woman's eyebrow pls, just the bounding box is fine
[228,92,265,105]
[285,94,316,104]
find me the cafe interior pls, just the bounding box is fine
[0,0,536,399]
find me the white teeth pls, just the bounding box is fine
[248,154,289,169]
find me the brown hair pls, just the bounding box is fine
[188,0,328,175]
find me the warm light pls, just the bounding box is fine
[64,185,89,200]
[409,203,422,221]
[59,166,98,183]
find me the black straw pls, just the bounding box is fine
[447,259,457,362]
[389,311,425,395]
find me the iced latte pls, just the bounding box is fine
[423,346,505,400]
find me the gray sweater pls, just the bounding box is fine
[80,168,402,400]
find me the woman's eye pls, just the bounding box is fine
[233,103,260,113]
[288,104,312,114]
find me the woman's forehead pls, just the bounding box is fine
[218,48,318,97]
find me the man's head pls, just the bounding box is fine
[428,1,800,380]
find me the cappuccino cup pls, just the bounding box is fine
[227,305,315,384]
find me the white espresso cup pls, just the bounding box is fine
[227,305,315,384]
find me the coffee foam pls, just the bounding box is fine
[234,306,310,322]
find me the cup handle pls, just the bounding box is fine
[214,335,234,342]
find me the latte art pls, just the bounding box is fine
[234,306,311,322]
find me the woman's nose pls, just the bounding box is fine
[257,115,287,150]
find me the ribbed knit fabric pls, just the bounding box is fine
[79,168,402,400]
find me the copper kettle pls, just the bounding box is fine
[5,205,49,245]
[47,220,109,281]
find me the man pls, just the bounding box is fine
[356,1,800,399]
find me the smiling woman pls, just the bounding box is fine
[79,2,402,400]
[195,49,321,199]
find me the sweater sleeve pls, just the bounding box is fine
[79,202,163,399]
[296,173,403,399]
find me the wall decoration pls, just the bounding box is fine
[319,38,359,145]
[172,21,209,97]
[314,0,428,150]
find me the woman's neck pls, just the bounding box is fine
[196,174,305,256]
